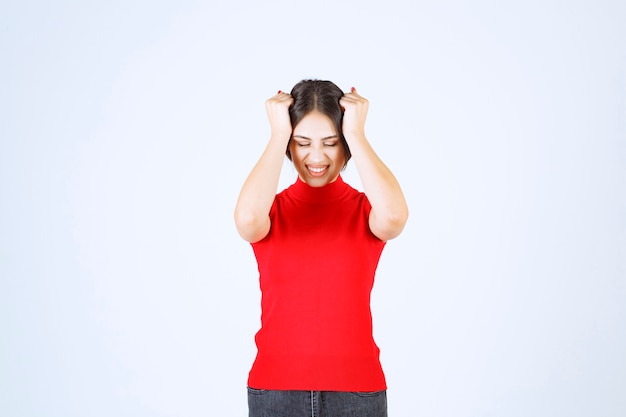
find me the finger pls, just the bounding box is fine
[345,87,362,98]
[340,92,366,106]
[270,91,292,103]
[341,95,359,104]
[339,95,358,107]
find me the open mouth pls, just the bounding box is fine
[307,165,328,176]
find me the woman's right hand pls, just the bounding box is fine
[265,91,294,138]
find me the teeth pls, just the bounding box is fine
[308,166,326,173]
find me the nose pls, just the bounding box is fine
[308,143,325,163]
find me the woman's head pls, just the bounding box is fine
[286,80,351,166]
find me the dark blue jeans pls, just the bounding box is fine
[247,387,388,417]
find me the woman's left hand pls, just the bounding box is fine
[340,87,368,139]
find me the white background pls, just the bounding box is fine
[1,0,625,416]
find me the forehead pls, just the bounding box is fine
[293,111,336,136]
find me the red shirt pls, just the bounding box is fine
[248,176,387,391]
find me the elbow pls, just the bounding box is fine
[371,206,409,241]
[386,208,409,239]
[234,209,269,243]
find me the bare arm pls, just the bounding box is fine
[234,91,293,243]
[340,87,409,241]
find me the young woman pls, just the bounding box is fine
[234,79,408,417]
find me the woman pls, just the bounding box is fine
[234,79,408,417]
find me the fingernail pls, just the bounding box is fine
[351,87,356,92]
[277,90,282,94]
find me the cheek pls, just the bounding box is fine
[290,146,305,163]
[331,147,346,164]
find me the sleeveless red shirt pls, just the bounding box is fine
[248,176,387,391]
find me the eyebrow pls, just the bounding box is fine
[292,135,339,141]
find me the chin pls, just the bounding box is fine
[303,173,339,187]
[300,177,324,187]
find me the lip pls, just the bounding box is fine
[306,165,329,177]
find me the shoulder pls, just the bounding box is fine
[344,184,372,210]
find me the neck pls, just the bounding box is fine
[290,175,349,203]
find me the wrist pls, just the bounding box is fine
[269,130,292,144]
[343,130,366,143]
